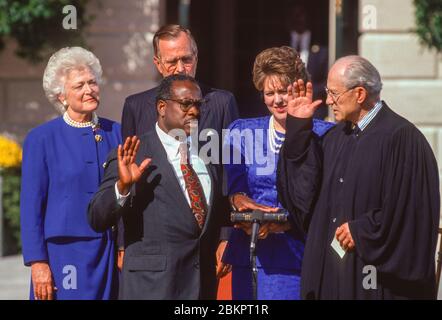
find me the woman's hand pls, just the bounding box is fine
[267,221,291,234]
[230,193,279,213]
[117,136,152,195]
[216,241,232,279]
[31,261,56,300]
[287,79,322,118]
[117,250,125,272]
[230,193,279,239]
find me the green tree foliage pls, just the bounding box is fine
[0,0,91,63]
[414,0,442,52]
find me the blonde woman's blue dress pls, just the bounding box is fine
[222,116,334,300]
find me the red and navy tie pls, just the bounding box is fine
[179,143,207,229]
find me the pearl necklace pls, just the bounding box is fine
[63,112,99,129]
[268,115,285,154]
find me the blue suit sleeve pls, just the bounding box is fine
[312,119,335,137]
[20,131,49,266]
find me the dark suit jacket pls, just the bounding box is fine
[88,130,225,299]
[118,83,239,247]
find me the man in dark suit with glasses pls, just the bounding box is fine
[118,24,239,274]
[89,75,227,299]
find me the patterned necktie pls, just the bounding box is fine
[179,142,208,229]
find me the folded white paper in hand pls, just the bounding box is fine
[331,236,347,259]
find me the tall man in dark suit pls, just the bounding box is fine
[89,75,226,299]
[119,25,239,272]
[121,24,239,142]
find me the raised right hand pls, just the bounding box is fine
[287,79,323,118]
[117,136,152,195]
[31,261,56,300]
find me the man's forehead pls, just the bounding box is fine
[327,68,346,89]
[171,81,201,96]
[158,34,192,54]
[330,61,348,78]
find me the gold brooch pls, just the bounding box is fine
[95,134,103,142]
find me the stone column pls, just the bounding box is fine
[359,0,442,220]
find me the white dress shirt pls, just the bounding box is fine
[116,123,212,211]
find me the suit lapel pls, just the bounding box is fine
[143,131,195,222]
[141,130,217,235]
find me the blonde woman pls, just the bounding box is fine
[220,46,334,299]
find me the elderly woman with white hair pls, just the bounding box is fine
[20,47,121,300]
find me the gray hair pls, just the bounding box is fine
[153,24,198,58]
[42,47,103,113]
[340,55,383,99]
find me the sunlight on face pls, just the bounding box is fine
[155,32,197,77]
[263,75,289,124]
[61,68,100,118]
[326,66,359,123]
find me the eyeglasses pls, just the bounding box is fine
[325,86,356,104]
[164,98,205,112]
[158,55,196,71]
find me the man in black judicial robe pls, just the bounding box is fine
[277,55,440,299]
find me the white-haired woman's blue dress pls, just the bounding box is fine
[20,116,121,299]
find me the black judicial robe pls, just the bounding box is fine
[277,102,440,299]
